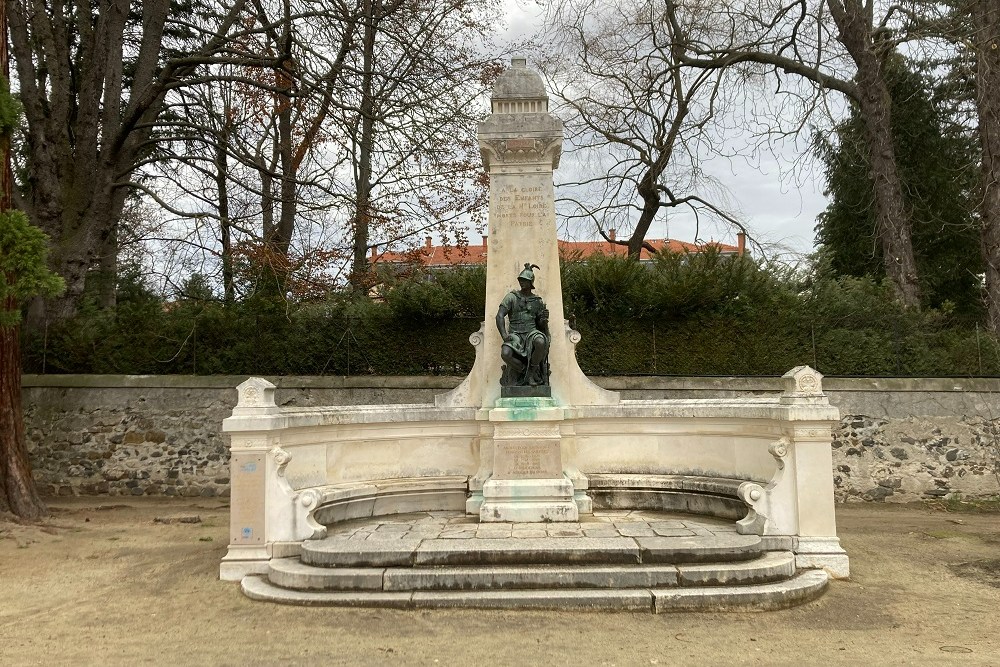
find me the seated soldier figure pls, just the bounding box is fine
[496,263,550,387]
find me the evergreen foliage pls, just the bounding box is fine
[814,57,982,319]
[21,253,1000,377]
[0,210,65,326]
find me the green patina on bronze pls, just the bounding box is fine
[497,263,551,395]
[495,396,556,420]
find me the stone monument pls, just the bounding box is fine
[436,56,618,411]
[436,56,619,522]
[220,57,849,596]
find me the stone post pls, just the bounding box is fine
[219,378,279,580]
[780,366,850,577]
[479,397,578,522]
[436,57,617,520]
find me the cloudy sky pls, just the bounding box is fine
[499,2,830,260]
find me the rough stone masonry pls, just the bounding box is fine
[21,375,1000,502]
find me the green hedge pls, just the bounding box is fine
[21,254,1000,377]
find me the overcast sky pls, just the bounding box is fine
[499,2,830,260]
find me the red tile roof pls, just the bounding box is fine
[373,236,742,267]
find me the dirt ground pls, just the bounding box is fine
[1,499,998,666]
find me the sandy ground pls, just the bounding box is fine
[1,499,998,666]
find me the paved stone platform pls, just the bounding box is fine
[325,509,741,541]
[301,510,765,567]
[241,510,828,611]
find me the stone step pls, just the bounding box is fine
[653,570,830,612]
[299,533,763,568]
[268,551,796,592]
[241,569,828,612]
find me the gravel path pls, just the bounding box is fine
[1,499,998,665]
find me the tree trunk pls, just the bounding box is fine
[974,0,1000,336]
[216,135,235,305]
[272,82,297,256]
[626,88,688,260]
[351,0,377,287]
[24,185,122,330]
[0,316,46,519]
[260,147,275,242]
[828,0,921,308]
[0,0,44,518]
[97,224,118,310]
[265,8,298,261]
[25,246,93,329]
[629,172,661,260]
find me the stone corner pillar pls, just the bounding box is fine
[778,366,850,578]
[220,377,282,581]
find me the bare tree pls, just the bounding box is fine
[7,0,295,329]
[336,0,503,285]
[104,0,501,297]
[661,0,922,307]
[143,2,362,298]
[539,0,747,260]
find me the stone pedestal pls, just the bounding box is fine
[479,398,578,522]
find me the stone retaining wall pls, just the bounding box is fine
[22,375,1000,502]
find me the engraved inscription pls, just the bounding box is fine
[508,443,544,476]
[492,185,552,231]
[230,453,265,545]
[493,441,561,480]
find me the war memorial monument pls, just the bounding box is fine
[220,58,849,611]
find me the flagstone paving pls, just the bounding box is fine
[324,510,740,542]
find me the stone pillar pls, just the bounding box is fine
[435,57,613,521]
[436,57,618,410]
[780,366,850,578]
[220,378,279,581]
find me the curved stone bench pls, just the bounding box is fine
[308,475,470,526]
[586,473,750,521]
[302,474,754,535]
[221,370,850,581]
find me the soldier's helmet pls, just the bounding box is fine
[518,263,538,286]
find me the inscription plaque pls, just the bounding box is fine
[229,452,265,544]
[493,440,561,479]
[491,185,553,232]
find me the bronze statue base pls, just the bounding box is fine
[501,385,552,398]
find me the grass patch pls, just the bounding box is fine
[925,494,1000,514]
[922,530,969,540]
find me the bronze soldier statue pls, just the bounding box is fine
[496,263,550,388]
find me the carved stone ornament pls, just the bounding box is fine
[797,373,820,393]
[297,488,321,509]
[235,377,278,412]
[495,424,562,439]
[780,365,825,401]
[469,326,485,348]
[232,437,267,450]
[566,323,582,346]
[795,427,832,440]
[768,437,790,470]
[736,482,768,535]
[483,137,559,164]
[270,446,292,476]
